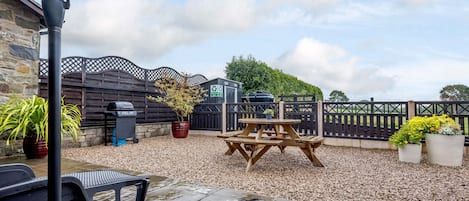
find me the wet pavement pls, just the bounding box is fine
[0,155,286,201]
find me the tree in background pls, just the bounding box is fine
[328,90,349,102]
[225,55,323,100]
[440,84,469,101]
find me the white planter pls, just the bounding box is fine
[398,144,422,163]
[426,134,465,166]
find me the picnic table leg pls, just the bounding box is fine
[246,145,273,172]
[224,142,236,155]
[300,144,324,167]
[232,143,250,161]
[241,124,257,136]
[278,145,286,153]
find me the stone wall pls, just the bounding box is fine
[0,122,172,156]
[0,0,41,102]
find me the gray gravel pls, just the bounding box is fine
[62,135,469,201]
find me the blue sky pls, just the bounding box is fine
[39,0,469,101]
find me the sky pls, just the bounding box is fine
[39,0,469,101]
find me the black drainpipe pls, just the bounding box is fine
[42,1,69,200]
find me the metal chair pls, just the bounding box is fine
[0,176,90,201]
[0,163,150,201]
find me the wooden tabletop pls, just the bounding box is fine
[238,118,301,125]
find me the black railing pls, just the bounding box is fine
[323,102,408,140]
[190,103,222,131]
[415,101,469,145]
[284,102,318,135]
[226,102,279,131]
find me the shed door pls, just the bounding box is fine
[224,86,237,103]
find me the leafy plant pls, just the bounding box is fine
[225,55,323,100]
[263,109,274,117]
[389,114,464,147]
[147,75,207,122]
[424,114,463,135]
[328,90,349,102]
[0,95,81,145]
[389,125,423,147]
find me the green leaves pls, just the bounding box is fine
[389,114,464,147]
[148,75,207,122]
[0,95,81,145]
[329,90,349,102]
[440,84,469,101]
[225,55,323,100]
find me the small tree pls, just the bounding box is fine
[440,84,469,101]
[328,90,349,102]
[147,75,207,122]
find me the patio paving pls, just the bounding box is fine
[0,155,286,201]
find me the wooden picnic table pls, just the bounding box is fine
[221,118,324,172]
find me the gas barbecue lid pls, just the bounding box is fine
[107,101,134,111]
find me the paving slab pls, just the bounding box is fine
[0,155,286,201]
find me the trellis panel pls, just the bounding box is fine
[38,56,207,127]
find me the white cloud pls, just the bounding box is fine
[265,1,397,27]
[176,0,255,32]
[52,0,257,62]
[381,60,469,100]
[274,38,395,98]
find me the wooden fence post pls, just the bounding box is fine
[222,102,227,133]
[408,100,415,119]
[317,101,324,137]
[279,101,284,119]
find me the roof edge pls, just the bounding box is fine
[19,0,45,27]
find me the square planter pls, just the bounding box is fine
[426,134,465,166]
[398,144,422,163]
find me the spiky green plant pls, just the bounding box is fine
[0,95,81,145]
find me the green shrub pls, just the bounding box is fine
[389,114,464,147]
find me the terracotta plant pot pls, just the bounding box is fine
[23,135,48,159]
[172,121,190,138]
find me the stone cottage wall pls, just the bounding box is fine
[0,0,41,102]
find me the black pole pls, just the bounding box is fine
[42,1,69,201]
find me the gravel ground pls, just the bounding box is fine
[62,135,469,201]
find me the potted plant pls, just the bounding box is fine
[147,75,207,138]
[0,95,81,159]
[389,117,425,163]
[424,114,466,166]
[263,109,274,119]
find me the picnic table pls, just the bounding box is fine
[220,118,324,172]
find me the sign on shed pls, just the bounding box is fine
[210,85,223,97]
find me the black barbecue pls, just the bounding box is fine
[104,101,138,146]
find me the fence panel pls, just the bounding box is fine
[416,101,469,145]
[190,104,222,131]
[39,56,208,126]
[284,102,318,135]
[226,102,278,132]
[323,102,408,140]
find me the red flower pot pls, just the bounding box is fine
[171,121,189,138]
[23,135,48,159]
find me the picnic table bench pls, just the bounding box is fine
[220,118,325,172]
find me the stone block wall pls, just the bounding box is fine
[0,0,41,102]
[0,122,172,157]
[63,122,172,148]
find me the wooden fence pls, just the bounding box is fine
[191,101,468,145]
[38,56,468,144]
[322,101,408,140]
[39,56,208,126]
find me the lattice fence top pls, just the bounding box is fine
[39,56,208,85]
[323,101,408,115]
